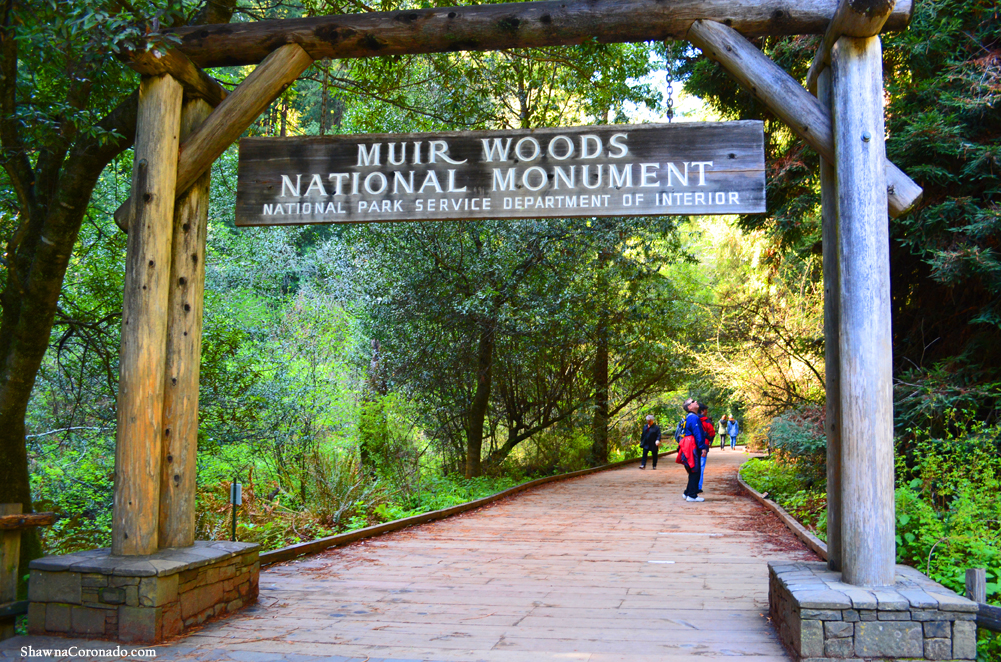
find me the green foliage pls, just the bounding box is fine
[894,426,1001,596]
[767,405,827,486]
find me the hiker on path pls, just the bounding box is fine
[679,398,707,502]
[639,414,661,470]
[727,415,740,450]
[718,413,728,450]
[698,403,716,494]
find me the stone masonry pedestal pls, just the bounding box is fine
[27,541,259,643]
[770,561,979,662]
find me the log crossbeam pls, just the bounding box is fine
[164,0,913,69]
[805,0,897,94]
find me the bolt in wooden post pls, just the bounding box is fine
[832,35,896,587]
[0,504,21,640]
[158,98,213,550]
[113,74,184,556]
[818,67,842,573]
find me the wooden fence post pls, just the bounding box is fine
[112,74,184,556]
[0,504,20,640]
[818,67,842,573]
[966,568,986,604]
[832,34,896,587]
[158,98,213,549]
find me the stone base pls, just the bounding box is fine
[770,561,978,661]
[26,541,259,643]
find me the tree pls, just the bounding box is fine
[0,0,238,585]
[682,0,1001,401]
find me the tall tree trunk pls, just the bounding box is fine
[465,325,494,478]
[359,339,386,470]
[0,0,237,586]
[589,319,609,466]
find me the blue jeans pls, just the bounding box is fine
[698,455,707,490]
[730,435,737,449]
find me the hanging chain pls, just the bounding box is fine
[665,70,675,123]
[665,42,676,123]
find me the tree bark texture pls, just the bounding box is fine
[167,0,912,68]
[818,68,843,573]
[112,74,184,556]
[465,326,494,478]
[831,35,896,587]
[158,98,212,550]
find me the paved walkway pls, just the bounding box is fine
[4,450,818,661]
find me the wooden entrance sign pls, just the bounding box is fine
[235,122,766,226]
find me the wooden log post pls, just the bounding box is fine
[114,43,313,231]
[818,67,842,573]
[965,568,987,604]
[158,98,213,549]
[685,19,922,218]
[0,504,20,640]
[112,74,184,556]
[832,34,895,587]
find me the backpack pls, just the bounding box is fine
[674,419,686,442]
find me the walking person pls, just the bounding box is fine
[718,412,728,450]
[678,398,707,501]
[639,414,661,470]
[727,415,740,450]
[698,403,715,493]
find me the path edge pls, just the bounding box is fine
[735,460,829,561]
[260,448,678,566]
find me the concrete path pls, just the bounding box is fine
[3,450,818,661]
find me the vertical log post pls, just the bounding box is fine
[818,67,842,573]
[112,75,184,556]
[158,98,213,549]
[965,568,987,604]
[0,504,20,640]
[832,35,896,587]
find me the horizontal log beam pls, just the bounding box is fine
[166,0,913,68]
[124,49,229,107]
[0,512,56,530]
[978,602,1001,632]
[806,0,897,94]
[686,19,922,218]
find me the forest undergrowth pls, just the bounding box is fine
[740,407,1001,661]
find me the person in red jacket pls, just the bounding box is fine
[698,402,716,494]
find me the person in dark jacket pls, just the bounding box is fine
[639,414,661,469]
[682,398,707,501]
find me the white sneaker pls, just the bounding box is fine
[686,496,705,502]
